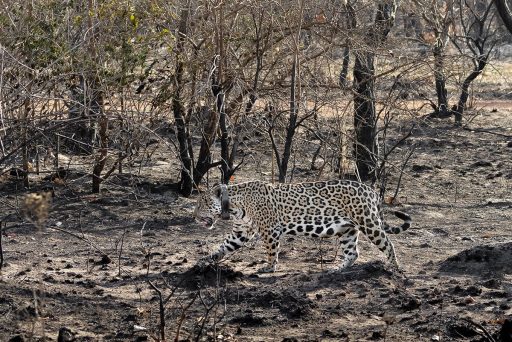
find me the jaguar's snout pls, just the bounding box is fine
[196,216,214,229]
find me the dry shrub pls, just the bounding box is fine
[22,191,52,229]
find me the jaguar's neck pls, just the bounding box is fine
[227,180,268,209]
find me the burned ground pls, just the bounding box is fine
[0,106,511,341]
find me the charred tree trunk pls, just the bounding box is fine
[172,7,193,197]
[217,90,231,184]
[453,0,495,125]
[454,57,487,125]
[91,91,107,193]
[214,4,233,185]
[353,52,378,183]
[0,221,3,270]
[193,108,219,185]
[86,0,108,194]
[279,55,299,183]
[494,0,512,35]
[22,97,30,188]
[339,47,350,87]
[352,1,397,183]
[433,45,450,117]
[339,3,356,88]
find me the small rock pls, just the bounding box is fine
[124,314,137,322]
[402,297,422,311]
[499,302,511,310]
[57,327,75,342]
[43,274,55,282]
[97,255,111,265]
[133,325,147,332]
[412,164,434,173]
[471,160,492,168]
[431,335,440,341]
[481,278,501,289]
[8,335,25,342]
[371,330,384,339]
[486,172,503,179]
[463,296,476,304]
[322,329,348,338]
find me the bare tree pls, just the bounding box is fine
[352,0,399,183]
[172,4,195,196]
[413,0,455,118]
[452,0,498,125]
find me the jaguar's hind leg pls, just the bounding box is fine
[363,224,400,269]
[336,227,360,269]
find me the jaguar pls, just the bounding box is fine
[194,180,411,272]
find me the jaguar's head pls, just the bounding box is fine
[194,184,230,229]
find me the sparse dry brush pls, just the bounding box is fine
[0,0,505,193]
[0,0,511,340]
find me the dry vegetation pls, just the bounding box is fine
[1,0,512,341]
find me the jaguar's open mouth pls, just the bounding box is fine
[197,217,214,229]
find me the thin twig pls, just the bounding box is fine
[463,318,496,342]
[392,146,416,203]
[0,221,4,270]
[148,280,165,342]
[195,291,218,342]
[48,225,105,257]
[175,292,198,342]
[118,228,127,277]
[462,126,512,138]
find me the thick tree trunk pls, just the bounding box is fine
[213,4,233,185]
[339,3,356,88]
[279,55,299,183]
[172,7,193,197]
[173,102,193,197]
[352,1,397,183]
[353,52,378,182]
[433,46,450,117]
[454,57,487,125]
[193,108,219,185]
[218,91,231,184]
[67,76,95,153]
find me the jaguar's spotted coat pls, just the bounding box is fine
[194,180,411,272]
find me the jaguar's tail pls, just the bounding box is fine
[383,211,412,234]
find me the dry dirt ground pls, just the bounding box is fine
[1,104,512,342]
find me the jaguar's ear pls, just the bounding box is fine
[219,184,230,220]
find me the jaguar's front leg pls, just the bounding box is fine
[258,226,282,273]
[210,225,249,262]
